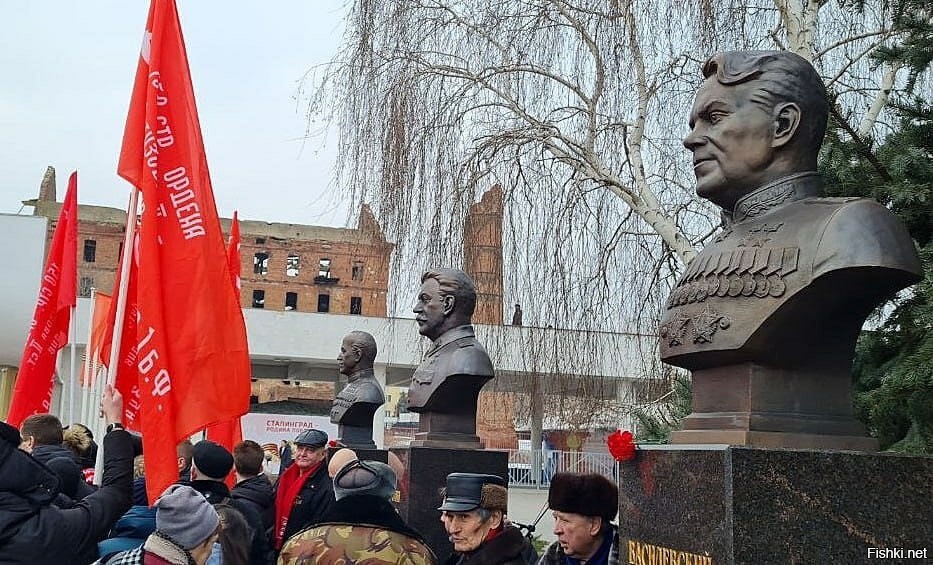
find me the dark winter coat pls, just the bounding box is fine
[444,525,538,565]
[97,505,158,562]
[536,525,619,565]
[31,443,96,501]
[231,474,274,534]
[190,479,270,565]
[278,444,293,474]
[0,428,134,565]
[277,464,335,546]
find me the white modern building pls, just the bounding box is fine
[1,213,652,447]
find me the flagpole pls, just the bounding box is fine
[80,289,97,425]
[95,189,139,485]
[68,304,78,424]
[107,189,140,387]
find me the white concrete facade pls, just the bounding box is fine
[51,296,650,445]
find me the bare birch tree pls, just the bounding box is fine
[303,0,929,435]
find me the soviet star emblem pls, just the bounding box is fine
[691,306,731,344]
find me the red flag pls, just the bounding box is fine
[227,211,242,292]
[99,236,143,431]
[118,0,251,502]
[8,172,78,426]
[206,211,244,486]
[80,291,113,387]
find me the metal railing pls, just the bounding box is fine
[502,449,617,488]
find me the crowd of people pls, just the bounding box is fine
[0,389,620,565]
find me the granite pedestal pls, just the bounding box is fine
[669,363,879,451]
[617,445,932,564]
[336,424,378,450]
[341,447,388,464]
[391,447,508,562]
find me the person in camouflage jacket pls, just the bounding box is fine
[278,459,436,565]
[279,522,436,565]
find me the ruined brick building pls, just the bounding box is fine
[25,167,393,317]
[23,167,519,447]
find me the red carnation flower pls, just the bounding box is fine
[607,429,636,461]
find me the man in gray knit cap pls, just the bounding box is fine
[101,484,221,565]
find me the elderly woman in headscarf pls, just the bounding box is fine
[438,473,537,565]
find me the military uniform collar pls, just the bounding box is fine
[427,325,475,355]
[729,172,822,224]
[346,367,375,382]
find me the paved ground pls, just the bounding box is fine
[508,486,556,542]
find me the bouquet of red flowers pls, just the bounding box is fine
[606,429,636,461]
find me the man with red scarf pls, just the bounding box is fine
[272,429,334,552]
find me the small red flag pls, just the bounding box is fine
[118,0,251,502]
[8,172,79,426]
[228,211,242,292]
[100,237,143,431]
[205,211,245,486]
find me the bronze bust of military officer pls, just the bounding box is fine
[408,268,494,449]
[330,331,385,449]
[660,50,921,450]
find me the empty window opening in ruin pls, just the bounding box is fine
[350,296,362,315]
[254,252,269,275]
[318,258,331,278]
[351,261,364,281]
[286,254,300,277]
[252,289,265,308]
[255,237,266,245]
[285,292,298,311]
[83,239,97,263]
[317,293,330,313]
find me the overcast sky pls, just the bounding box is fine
[1,2,351,227]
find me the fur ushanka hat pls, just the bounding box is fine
[548,472,618,523]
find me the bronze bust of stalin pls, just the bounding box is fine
[408,268,494,449]
[660,50,921,450]
[330,331,385,449]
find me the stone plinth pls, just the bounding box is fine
[669,363,878,451]
[391,447,508,562]
[617,445,933,565]
[337,424,377,449]
[346,447,388,464]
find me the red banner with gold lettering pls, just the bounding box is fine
[7,172,78,427]
[118,0,250,502]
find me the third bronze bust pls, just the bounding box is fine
[660,50,921,450]
[330,331,385,449]
[408,268,494,448]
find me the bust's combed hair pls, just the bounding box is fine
[346,331,378,366]
[702,50,828,155]
[421,268,477,317]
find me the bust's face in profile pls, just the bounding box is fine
[337,337,360,377]
[413,277,449,341]
[684,78,778,211]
